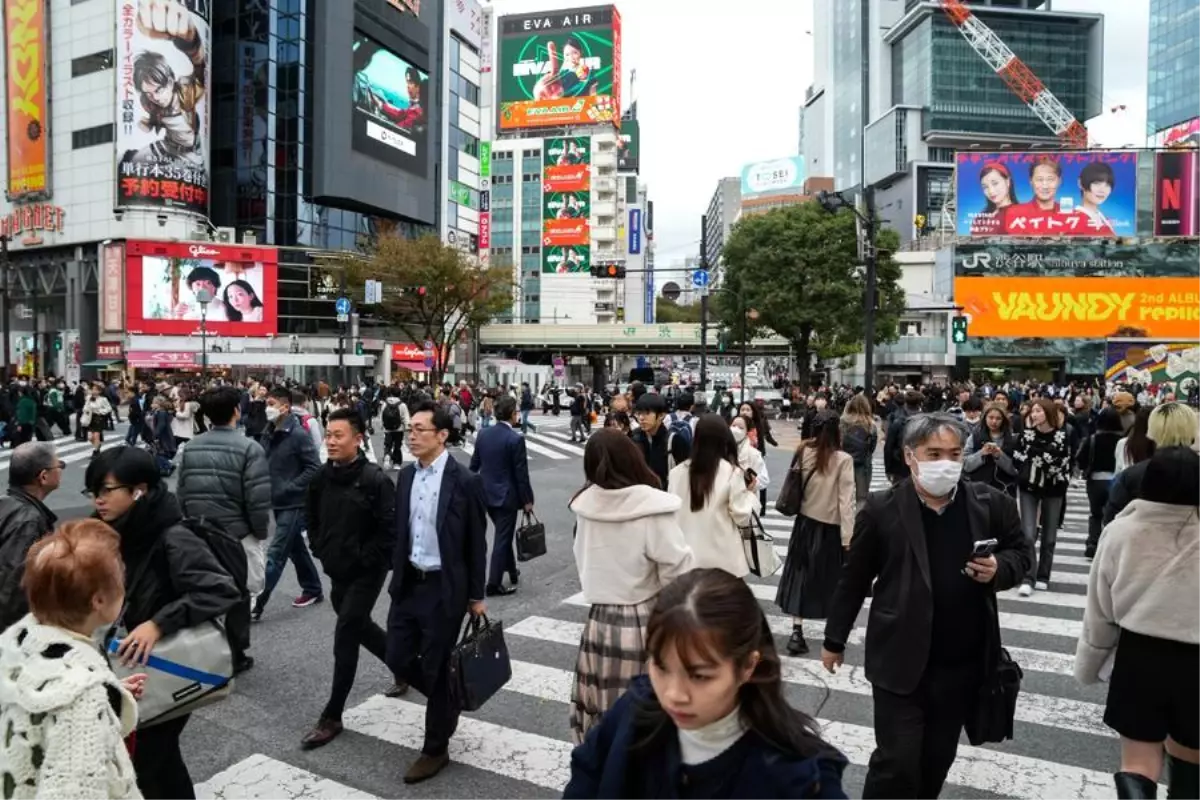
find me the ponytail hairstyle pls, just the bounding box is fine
[629,569,836,763]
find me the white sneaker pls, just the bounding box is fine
[1034,581,1049,591]
[1018,584,1033,597]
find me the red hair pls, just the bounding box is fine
[24,520,124,629]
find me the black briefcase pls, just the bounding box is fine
[448,615,512,712]
[516,510,547,562]
[966,648,1023,745]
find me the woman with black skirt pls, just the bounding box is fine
[776,410,855,656]
[1075,447,1199,799]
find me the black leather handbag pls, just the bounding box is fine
[448,614,512,712]
[516,510,547,562]
[966,599,1024,745]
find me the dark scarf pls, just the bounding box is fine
[101,484,184,568]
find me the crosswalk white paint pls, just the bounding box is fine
[197,753,377,799]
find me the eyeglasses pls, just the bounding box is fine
[409,425,438,435]
[81,484,130,499]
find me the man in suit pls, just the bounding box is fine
[821,412,1031,799]
[386,401,488,784]
[469,394,534,596]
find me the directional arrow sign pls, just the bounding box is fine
[691,269,710,288]
[335,296,351,315]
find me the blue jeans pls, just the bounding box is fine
[260,507,323,606]
[125,419,143,445]
[1018,491,1063,585]
[519,409,535,433]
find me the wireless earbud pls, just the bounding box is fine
[133,490,144,501]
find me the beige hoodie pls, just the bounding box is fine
[1075,499,1199,684]
[571,484,695,605]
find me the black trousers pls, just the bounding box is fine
[863,662,981,799]
[133,714,194,799]
[487,505,519,588]
[385,567,464,757]
[323,569,390,720]
[1085,478,1110,550]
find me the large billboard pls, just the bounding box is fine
[543,135,590,269]
[1105,340,1199,386]
[544,135,590,191]
[4,0,50,200]
[124,240,278,337]
[116,0,211,214]
[955,151,1138,237]
[954,276,1199,339]
[544,245,589,274]
[617,118,639,172]
[1155,150,1200,237]
[953,240,1200,278]
[352,31,429,177]
[498,5,621,131]
[741,156,807,197]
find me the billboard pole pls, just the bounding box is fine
[863,185,877,393]
[699,214,709,392]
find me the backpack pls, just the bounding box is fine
[382,404,402,431]
[178,517,247,594]
[667,414,693,448]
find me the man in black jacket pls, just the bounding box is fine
[301,408,406,749]
[631,393,690,488]
[0,442,62,629]
[821,412,1031,799]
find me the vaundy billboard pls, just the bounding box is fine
[498,5,621,130]
[116,0,212,215]
[955,151,1138,238]
[5,0,50,200]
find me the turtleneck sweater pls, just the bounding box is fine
[677,705,746,765]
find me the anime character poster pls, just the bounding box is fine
[352,31,430,176]
[115,0,211,214]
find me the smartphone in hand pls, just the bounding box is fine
[744,468,757,488]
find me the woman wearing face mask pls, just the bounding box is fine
[84,383,114,457]
[564,568,849,799]
[731,415,770,495]
[0,520,146,799]
[776,411,856,656]
[1012,398,1073,597]
[84,447,240,799]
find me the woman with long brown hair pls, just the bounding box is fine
[839,394,878,503]
[564,568,848,798]
[775,410,855,656]
[1012,397,1073,597]
[569,428,695,744]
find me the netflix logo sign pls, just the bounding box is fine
[1155,150,1200,237]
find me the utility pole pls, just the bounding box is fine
[30,271,38,379]
[1,235,10,379]
[699,214,709,392]
[739,291,747,400]
[338,270,349,387]
[863,185,878,392]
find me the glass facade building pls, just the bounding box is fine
[443,35,482,233]
[1147,0,1200,136]
[831,0,867,189]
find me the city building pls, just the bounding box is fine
[440,0,486,257]
[1147,0,1200,142]
[801,0,1103,241]
[704,177,741,267]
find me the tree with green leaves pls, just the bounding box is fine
[713,201,905,390]
[322,234,514,383]
[656,296,703,324]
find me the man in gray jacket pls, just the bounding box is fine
[178,385,271,673]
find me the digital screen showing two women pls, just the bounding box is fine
[141,256,269,325]
[956,151,1138,238]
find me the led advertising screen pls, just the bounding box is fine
[544,135,591,192]
[124,240,278,336]
[544,191,590,245]
[955,151,1138,238]
[352,31,430,177]
[740,156,806,197]
[953,276,1199,339]
[115,0,212,214]
[1155,150,1200,237]
[498,5,620,130]
[617,118,639,172]
[4,0,50,200]
[1105,340,1199,385]
[544,245,590,274]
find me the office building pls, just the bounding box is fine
[1147,0,1200,142]
[704,177,742,268]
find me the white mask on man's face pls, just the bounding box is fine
[908,453,963,497]
[265,405,281,423]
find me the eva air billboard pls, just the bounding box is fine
[498,6,622,131]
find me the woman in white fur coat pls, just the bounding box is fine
[1074,446,1199,800]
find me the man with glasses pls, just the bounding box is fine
[0,443,63,629]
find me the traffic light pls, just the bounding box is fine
[717,330,729,352]
[53,336,62,352]
[951,315,968,344]
[355,341,364,356]
[590,264,626,279]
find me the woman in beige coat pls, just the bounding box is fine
[667,414,758,577]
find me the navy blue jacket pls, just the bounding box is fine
[468,422,534,510]
[564,676,848,799]
[261,413,321,510]
[390,454,488,616]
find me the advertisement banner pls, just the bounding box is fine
[115,0,212,214]
[543,245,589,274]
[498,6,620,130]
[1105,340,1200,385]
[543,218,588,247]
[954,276,1200,339]
[478,212,491,250]
[629,207,642,254]
[740,156,806,197]
[352,31,429,176]
[1154,150,1199,237]
[125,350,199,369]
[955,151,1138,238]
[479,140,491,177]
[1150,117,1200,148]
[480,6,493,73]
[953,240,1200,278]
[124,240,279,336]
[544,190,589,219]
[618,118,639,172]
[101,241,126,334]
[5,0,50,200]
[450,180,475,208]
[544,135,591,192]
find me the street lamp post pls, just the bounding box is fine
[197,288,212,379]
[817,187,878,391]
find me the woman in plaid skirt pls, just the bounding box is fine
[569,429,695,744]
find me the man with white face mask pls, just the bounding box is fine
[819,412,1030,799]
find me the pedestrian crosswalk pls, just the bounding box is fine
[455,427,591,462]
[196,459,1121,799]
[0,428,127,473]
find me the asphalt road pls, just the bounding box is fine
[30,416,1120,799]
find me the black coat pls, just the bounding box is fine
[307,455,396,581]
[110,486,241,637]
[823,479,1031,695]
[0,488,58,630]
[389,454,487,616]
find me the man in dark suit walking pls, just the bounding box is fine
[386,401,488,784]
[469,395,534,596]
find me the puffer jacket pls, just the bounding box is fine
[260,413,321,509]
[306,455,396,580]
[108,485,241,637]
[0,489,58,630]
[177,425,272,541]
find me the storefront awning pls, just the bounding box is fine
[81,359,125,369]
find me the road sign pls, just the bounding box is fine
[553,356,564,379]
[336,313,349,323]
[691,269,710,288]
[423,339,435,369]
[335,296,351,315]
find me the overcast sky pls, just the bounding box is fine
[488,0,1150,272]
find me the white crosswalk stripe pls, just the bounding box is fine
[196,452,1122,799]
